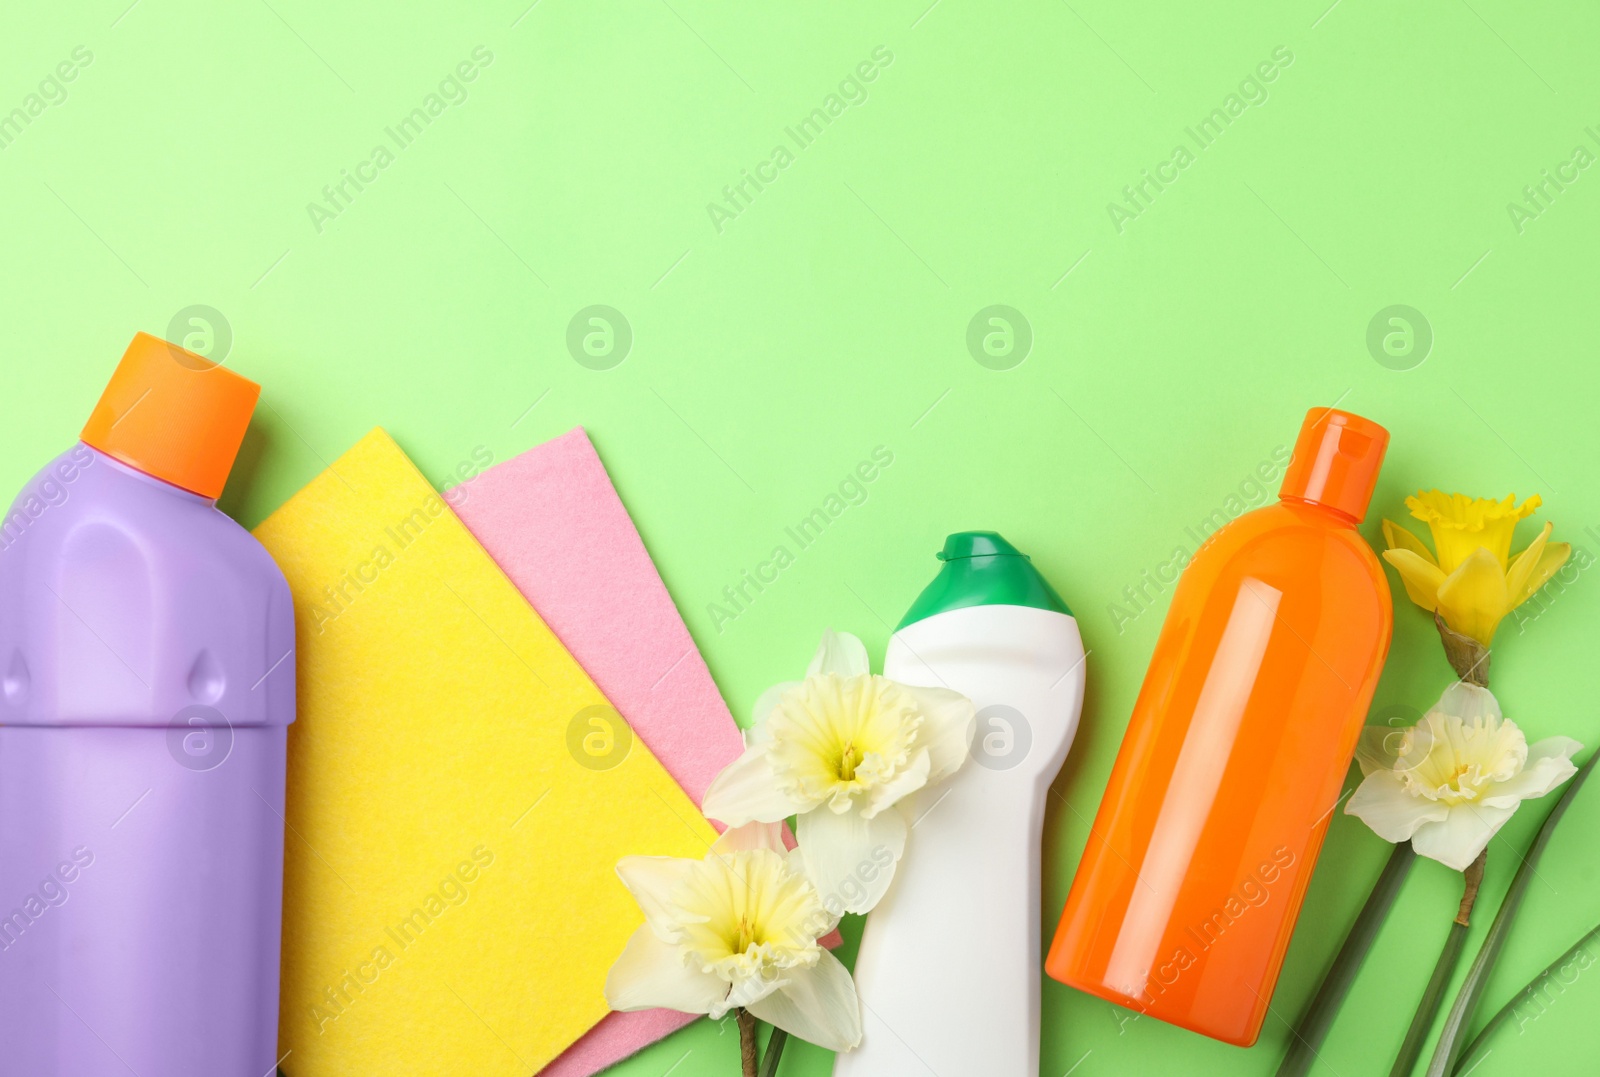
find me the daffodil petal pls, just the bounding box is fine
[748,950,863,1051]
[1345,772,1449,841]
[1411,803,1516,872]
[1383,518,1438,567]
[1382,548,1448,611]
[1508,533,1571,609]
[749,681,802,739]
[616,857,701,942]
[1435,547,1512,646]
[711,820,788,856]
[1354,725,1405,776]
[1504,521,1552,602]
[899,684,978,783]
[605,925,729,1015]
[798,804,906,914]
[807,630,871,678]
[1479,737,1583,808]
[703,744,810,825]
[1435,682,1502,723]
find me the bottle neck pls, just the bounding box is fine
[1279,494,1359,527]
[89,444,216,505]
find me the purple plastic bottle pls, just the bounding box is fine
[0,333,294,1075]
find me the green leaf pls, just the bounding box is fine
[1277,841,1417,1077]
[1428,753,1597,1077]
[1454,918,1600,1072]
[1390,920,1469,1077]
[759,1027,789,1077]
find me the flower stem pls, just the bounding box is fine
[738,1009,760,1077]
[1388,851,1486,1077]
[1276,841,1417,1077]
[1454,851,1487,927]
[758,1028,789,1077]
[1433,612,1490,687]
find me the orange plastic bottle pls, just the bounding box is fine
[1046,407,1393,1046]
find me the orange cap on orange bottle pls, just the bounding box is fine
[1278,407,1389,522]
[80,333,260,500]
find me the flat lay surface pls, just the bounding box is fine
[2,1,1597,1074]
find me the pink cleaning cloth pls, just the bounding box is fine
[451,428,754,1076]
[454,427,740,810]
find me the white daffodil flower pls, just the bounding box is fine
[1346,682,1582,870]
[702,630,977,914]
[604,821,862,1051]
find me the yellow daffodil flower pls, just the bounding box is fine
[1381,491,1569,649]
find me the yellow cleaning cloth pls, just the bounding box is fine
[254,429,716,1077]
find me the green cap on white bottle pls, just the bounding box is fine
[896,530,1072,630]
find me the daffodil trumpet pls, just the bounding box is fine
[1382,491,1569,683]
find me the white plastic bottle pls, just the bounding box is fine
[836,531,1086,1077]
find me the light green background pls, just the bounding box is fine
[3,1,1598,1074]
